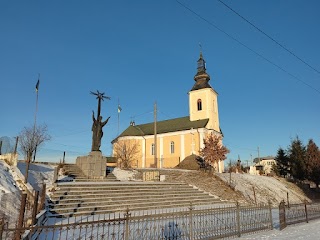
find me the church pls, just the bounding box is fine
[112,52,225,173]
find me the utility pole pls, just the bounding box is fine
[14,137,19,154]
[257,146,260,165]
[229,159,232,184]
[154,102,157,168]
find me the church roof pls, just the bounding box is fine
[190,79,213,91]
[114,116,209,141]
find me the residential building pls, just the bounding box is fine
[249,156,276,175]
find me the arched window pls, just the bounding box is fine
[197,99,202,111]
[151,143,155,155]
[170,141,175,154]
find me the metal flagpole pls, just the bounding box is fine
[118,98,120,136]
[25,75,40,183]
[33,75,40,159]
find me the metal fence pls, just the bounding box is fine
[279,201,320,230]
[0,203,273,240]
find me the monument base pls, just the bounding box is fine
[76,151,107,179]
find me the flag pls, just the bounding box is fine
[118,105,122,113]
[35,79,40,92]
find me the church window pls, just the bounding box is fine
[170,141,175,154]
[197,99,202,111]
[151,143,155,155]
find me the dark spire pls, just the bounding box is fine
[191,51,212,91]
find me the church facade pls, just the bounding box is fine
[112,52,224,172]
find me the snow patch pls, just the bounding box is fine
[113,168,138,181]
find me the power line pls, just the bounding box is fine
[217,0,320,75]
[175,0,320,95]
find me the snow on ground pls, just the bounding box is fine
[216,172,309,206]
[0,160,21,224]
[113,167,139,181]
[17,161,55,191]
[239,218,320,240]
[0,160,56,225]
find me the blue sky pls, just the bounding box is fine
[1,1,319,164]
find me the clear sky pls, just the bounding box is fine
[1,1,319,164]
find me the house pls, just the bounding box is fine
[249,156,276,175]
[112,52,225,172]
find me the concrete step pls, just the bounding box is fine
[54,184,192,191]
[50,189,205,201]
[48,181,222,218]
[56,181,187,187]
[49,198,220,217]
[49,195,218,210]
[50,191,214,204]
[52,188,197,197]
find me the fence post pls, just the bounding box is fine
[38,183,46,212]
[252,186,257,205]
[0,218,4,240]
[32,191,39,225]
[189,203,194,240]
[279,200,286,230]
[268,201,273,230]
[15,193,27,240]
[124,207,131,240]
[236,202,241,237]
[304,200,309,223]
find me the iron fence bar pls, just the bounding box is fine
[305,201,309,223]
[189,203,193,240]
[269,201,273,230]
[124,207,130,240]
[2,203,307,239]
[236,202,241,237]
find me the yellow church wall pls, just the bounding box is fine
[113,128,224,171]
[161,134,181,168]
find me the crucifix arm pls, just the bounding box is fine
[102,116,110,127]
[92,111,96,122]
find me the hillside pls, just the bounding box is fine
[141,169,311,206]
[0,160,55,225]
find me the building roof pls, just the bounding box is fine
[113,116,209,142]
[106,156,117,163]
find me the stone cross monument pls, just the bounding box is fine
[75,90,110,179]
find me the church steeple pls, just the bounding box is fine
[191,51,211,91]
[196,52,206,75]
[189,51,220,133]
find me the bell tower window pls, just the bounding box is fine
[197,99,202,111]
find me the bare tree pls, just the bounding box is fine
[19,124,51,182]
[113,139,140,169]
[200,133,230,172]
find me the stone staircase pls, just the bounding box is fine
[48,182,221,217]
[62,164,118,182]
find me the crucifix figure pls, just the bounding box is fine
[90,90,110,152]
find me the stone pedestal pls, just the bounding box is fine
[76,151,107,179]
